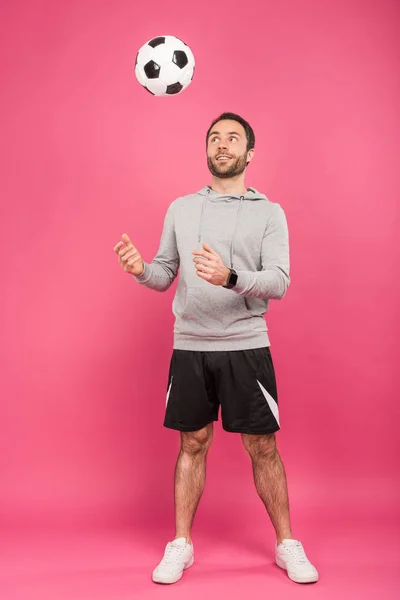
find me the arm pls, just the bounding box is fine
[134,202,179,292]
[233,203,290,300]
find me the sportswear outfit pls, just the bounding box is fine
[134,186,290,435]
[134,185,318,584]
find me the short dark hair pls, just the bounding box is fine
[206,112,255,151]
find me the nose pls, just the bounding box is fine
[218,140,228,151]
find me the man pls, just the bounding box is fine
[113,112,318,585]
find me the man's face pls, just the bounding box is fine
[206,119,254,179]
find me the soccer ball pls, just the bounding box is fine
[134,36,195,96]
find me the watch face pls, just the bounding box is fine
[229,270,238,286]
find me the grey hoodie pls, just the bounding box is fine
[134,186,290,351]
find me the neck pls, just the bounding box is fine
[210,174,248,195]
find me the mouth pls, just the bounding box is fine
[216,155,233,162]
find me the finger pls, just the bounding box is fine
[195,262,213,273]
[192,249,213,259]
[119,243,138,258]
[193,256,210,264]
[114,241,124,253]
[119,251,136,265]
[121,249,139,262]
[127,255,143,266]
[196,270,212,281]
[119,233,138,254]
[115,233,134,253]
[202,242,218,256]
[121,233,132,245]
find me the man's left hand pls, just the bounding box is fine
[192,242,231,287]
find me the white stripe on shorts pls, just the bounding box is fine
[257,379,280,426]
[166,376,173,407]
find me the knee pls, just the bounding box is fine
[242,433,277,460]
[181,426,213,456]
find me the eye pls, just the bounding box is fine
[230,137,237,143]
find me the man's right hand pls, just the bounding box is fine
[114,233,145,276]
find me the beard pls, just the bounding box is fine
[207,152,248,179]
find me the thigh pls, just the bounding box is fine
[212,347,280,435]
[164,350,219,432]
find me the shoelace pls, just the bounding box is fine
[161,542,186,565]
[284,542,309,564]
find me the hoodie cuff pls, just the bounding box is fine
[133,261,151,283]
[231,270,252,295]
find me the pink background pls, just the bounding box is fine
[1,0,399,598]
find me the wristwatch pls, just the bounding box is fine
[223,268,238,289]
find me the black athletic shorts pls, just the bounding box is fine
[164,347,280,435]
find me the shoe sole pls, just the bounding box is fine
[152,556,194,584]
[276,558,318,584]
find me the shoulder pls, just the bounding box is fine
[250,193,288,231]
[175,191,202,203]
[168,192,203,211]
[251,196,286,220]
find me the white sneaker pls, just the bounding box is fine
[152,537,194,584]
[275,539,319,583]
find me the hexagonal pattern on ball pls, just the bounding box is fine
[160,62,182,86]
[179,66,194,86]
[136,44,154,67]
[145,78,167,96]
[164,35,186,51]
[151,44,174,67]
[135,64,147,86]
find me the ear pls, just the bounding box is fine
[246,148,255,165]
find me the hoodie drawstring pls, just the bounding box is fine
[198,189,209,243]
[198,190,244,270]
[230,196,244,268]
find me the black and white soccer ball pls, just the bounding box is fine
[134,36,195,96]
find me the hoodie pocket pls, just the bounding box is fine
[173,285,255,336]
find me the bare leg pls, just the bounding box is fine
[242,433,293,545]
[174,423,213,542]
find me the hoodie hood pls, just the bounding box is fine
[197,185,269,202]
[197,185,269,268]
